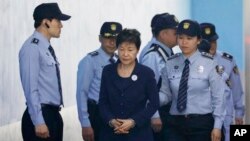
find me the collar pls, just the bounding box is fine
[213,51,221,60]
[99,47,113,59]
[33,31,50,49]
[181,50,200,65]
[154,39,173,56]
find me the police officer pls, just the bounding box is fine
[139,13,179,141]
[200,23,245,141]
[139,12,169,61]
[76,22,122,141]
[160,19,225,141]
[19,3,70,141]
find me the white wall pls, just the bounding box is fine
[0,0,190,140]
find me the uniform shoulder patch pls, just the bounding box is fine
[150,43,161,48]
[201,52,213,60]
[222,52,233,61]
[88,51,99,57]
[167,53,181,60]
[145,43,161,54]
[31,38,39,45]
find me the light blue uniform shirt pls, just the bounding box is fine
[139,37,156,61]
[140,39,172,83]
[160,50,225,129]
[140,39,172,118]
[19,31,62,126]
[214,51,245,118]
[76,47,114,127]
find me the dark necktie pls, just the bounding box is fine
[109,53,116,64]
[177,59,190,112]
[48,46,63,106]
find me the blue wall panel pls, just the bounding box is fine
[191,0,243,69]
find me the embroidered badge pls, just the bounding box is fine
[205,27,211,35]
[31,38,39,44]
[216,65,224,75]
[197,65,204,73]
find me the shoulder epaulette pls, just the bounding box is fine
[167,53,181,60]
[31,38,39,45]
[201,52,213,60]
[222,52,233,61]
[145,44,161,54]
[88,51,99,56]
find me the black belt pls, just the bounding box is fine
[41,104,61,111]
[172,113,212,118]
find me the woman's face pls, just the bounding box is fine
[118,42,138,65]
[177,34,200,57]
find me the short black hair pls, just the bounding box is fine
[34,18,52,28]
[116,28,141,50]
[34,20,42,28]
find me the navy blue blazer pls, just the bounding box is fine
[98,60,159,141]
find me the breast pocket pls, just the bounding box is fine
[168,74,182,91]
[190,74,208,89]
[43,59,56,73]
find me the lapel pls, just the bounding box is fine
[111,59,140,92]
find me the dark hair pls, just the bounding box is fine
[116,28,141,50]
[151,13,169,35]
[198,39,211,53]
[34,18,52,28]
[34,20,42,28]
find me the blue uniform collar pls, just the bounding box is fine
[99,47,113,59]
[33,31,50,49]
[154,39,173,56]
[181,49,200,65]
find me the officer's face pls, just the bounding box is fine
[159,29,177,48]
[118,42,138,65]
[177,34,200,57]
[100,36,116,55]
[47,19,63,38]
[209,40,217,55]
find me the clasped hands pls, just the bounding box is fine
[109,118,135,134]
